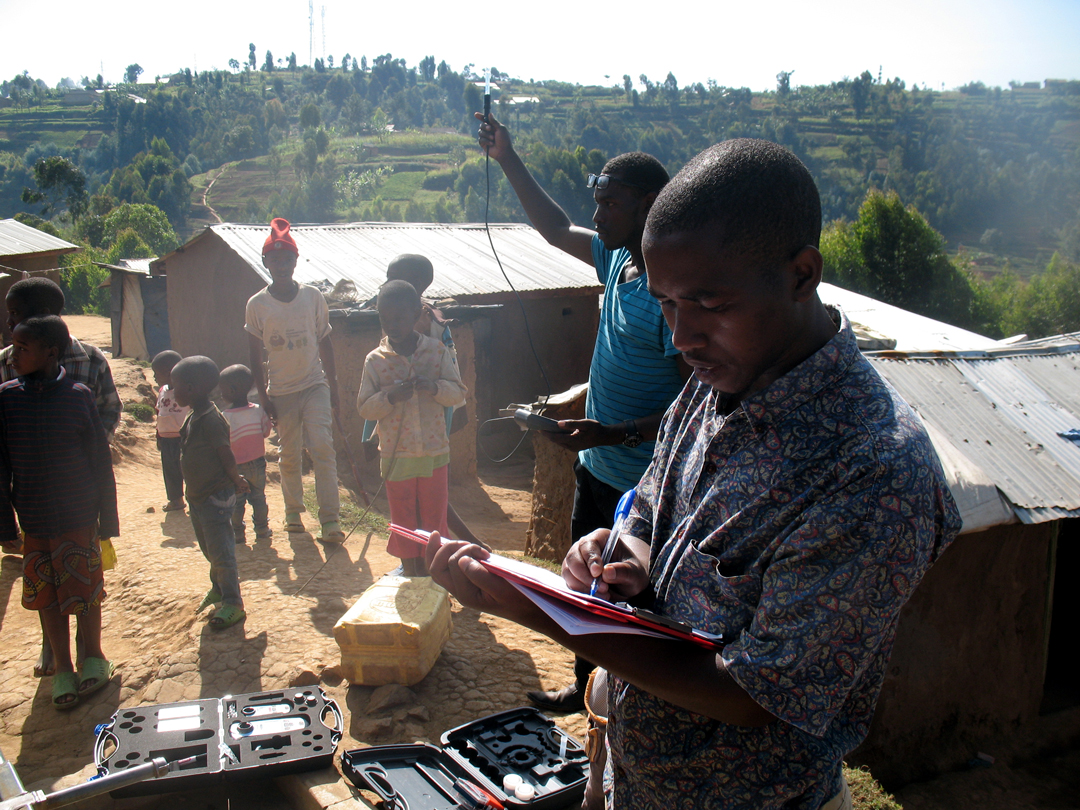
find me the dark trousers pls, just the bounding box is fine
[570,460,625,687]
[157,435,184,502]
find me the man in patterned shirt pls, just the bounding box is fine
[427,139,961,808]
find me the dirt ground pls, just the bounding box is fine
[0,315,1076,810]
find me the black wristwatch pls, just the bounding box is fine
[621,420,644,448]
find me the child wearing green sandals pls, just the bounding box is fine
[171,356,250,630]
[0,316,118,710]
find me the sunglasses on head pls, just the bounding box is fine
[586,173,649,192]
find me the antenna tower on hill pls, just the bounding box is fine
[321,6,327,60]
[308,0,314,67]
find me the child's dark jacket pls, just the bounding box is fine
[0,368,119,544]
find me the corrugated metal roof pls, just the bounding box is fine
[207,222,600,300]
[871,348,1080,526]
[0,218,79,258]
[820,282,997,352]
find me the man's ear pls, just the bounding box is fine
[790,246,823,302]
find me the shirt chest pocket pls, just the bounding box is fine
[660,543,763,638]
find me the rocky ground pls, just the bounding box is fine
[0,315,1076,810]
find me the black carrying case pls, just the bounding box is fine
[94,687,343,796]
[341,706,587,810]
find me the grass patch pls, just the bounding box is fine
[303,483,389,536]
[844,765,901,810]
[379,171,426,200]
[123,402,155,422]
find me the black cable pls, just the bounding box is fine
[483,147,553,399]
[474,136,557,463]
[292,412,405,597]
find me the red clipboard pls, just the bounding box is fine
[390,524,724,650]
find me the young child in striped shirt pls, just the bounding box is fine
[219,364,272,543]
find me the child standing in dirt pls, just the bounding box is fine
[245,218,344,543]
[0,316,118,710]
[357,281,466,576]
[0,277,122,681]
[171,356,250,630]
[219,364,272,543]
[152,350,189,513]
[364,254,481,546]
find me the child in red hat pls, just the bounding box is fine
[244,219,344,542]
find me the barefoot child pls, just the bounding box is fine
[357,281,466,576]
[0,316,118,709]
[152,350,189,513]
[219,364,272,543]
[171,356,250,629]
[364,254,480,545]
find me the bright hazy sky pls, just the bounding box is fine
[3,0,1078,93]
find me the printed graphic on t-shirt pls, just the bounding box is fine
[268,329,311,353]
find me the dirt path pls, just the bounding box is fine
[0,316,1075,809]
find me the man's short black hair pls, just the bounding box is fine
[646,139,821,268]
[7,277,65,315]
[602,152,670,195]
[220,363,254,393]
[151,350,182,372]
[386,254,434,295]
[15,315,69,351]
[172,355,220,394]
[377,279,421,311]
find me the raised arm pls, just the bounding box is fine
[476,112,595,265]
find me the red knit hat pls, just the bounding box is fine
[263,218,299,256]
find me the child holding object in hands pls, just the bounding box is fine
[357,280,466,577]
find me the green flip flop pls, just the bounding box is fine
[78,657,114,698]
[209,604,246,630]
[52,671,80,710]
[197,588,222,612]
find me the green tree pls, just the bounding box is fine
[419,56,436,82]
[299,103,320,129]
[106,227,153,263]
[124,64,143,84]
[326,73,353,107]
[776,70,793,96]
[264,98,288,130]
[248,43,257,71]
[263,50,274,72]
[821,189,975,326]
[20,156,88,222]
[101,202,179,255]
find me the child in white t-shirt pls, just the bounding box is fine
[244,218,343,543]
[152,351,190,512]
[219,364,273,542]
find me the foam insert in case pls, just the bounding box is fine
[94,687,342,796]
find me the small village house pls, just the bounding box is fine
[97,259,170,362]
[150,221,602,480]
[0,218,78,340]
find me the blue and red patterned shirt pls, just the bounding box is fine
[608,309,961,809]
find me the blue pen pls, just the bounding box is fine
[591,489,636,598]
